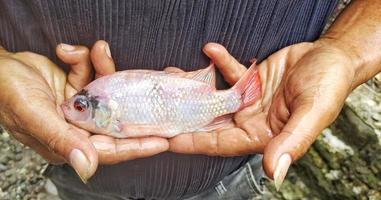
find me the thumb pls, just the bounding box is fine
[263,101,341,190]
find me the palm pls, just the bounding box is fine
[278,63,351,127]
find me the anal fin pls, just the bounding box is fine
[196,114,233,132]
[112,123,164,138]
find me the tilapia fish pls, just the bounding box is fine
[61,63,261,138]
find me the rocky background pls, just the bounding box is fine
[1,0,380,199]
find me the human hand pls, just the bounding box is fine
[0,46,97,182]
[262,41,359,190]
[0,43,168,182]
[168,42,363,190]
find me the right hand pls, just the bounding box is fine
[0,43,168,182]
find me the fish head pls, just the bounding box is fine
[61,88,113,133]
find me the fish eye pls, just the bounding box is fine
[74,98,89,112]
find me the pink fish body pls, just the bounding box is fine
[61,63,261,138]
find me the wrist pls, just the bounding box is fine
[315,37,364,72]
[314,37,381,88]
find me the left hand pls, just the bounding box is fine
[169,41,361,190]
[56,41,169,165]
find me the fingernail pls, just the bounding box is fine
[69,149,90,184]
[104,43,112,59]
[60,43,76,51]
[273,153,292,191]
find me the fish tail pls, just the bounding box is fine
[232,60,261,109]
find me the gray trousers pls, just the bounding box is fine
[45,155,265,200]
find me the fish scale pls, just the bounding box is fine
[61,63,261,138]
[118,74,227,133]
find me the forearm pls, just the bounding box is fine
[318,0,381,86]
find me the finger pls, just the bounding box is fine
[11,131,64,164]
[169,126,271,156]
[90,135,169,164]
[56,44,93,91]
[263,102,341,190]
[203,43,247,85]
[90,40,116,78]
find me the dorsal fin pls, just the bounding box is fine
[161,63,216,86]
[187,63,216,85]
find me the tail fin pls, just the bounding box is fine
[232,60,261,109]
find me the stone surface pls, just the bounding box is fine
[0,131,51,200]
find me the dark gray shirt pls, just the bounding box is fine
[0,0,337,199]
